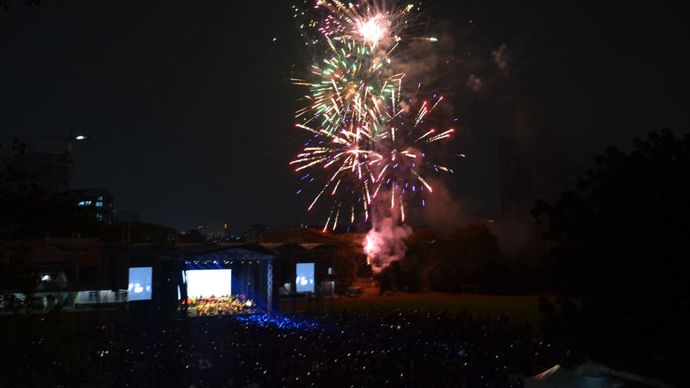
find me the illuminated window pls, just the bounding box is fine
[96,201,103,207]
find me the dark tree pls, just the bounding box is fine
[425,224,504,293]
[533,129,690,377]
[0,0,40,10]
[375,225,505,294]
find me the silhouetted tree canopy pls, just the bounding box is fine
[533,129,690,375]
[0,0,40,10]
[376,224,508,294]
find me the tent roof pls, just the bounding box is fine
[525,365,624,388]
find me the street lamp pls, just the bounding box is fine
[66,132,90,152]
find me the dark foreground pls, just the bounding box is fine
[1,311,562,387]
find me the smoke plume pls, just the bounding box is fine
[492,43,510,75]
[466,74,483,92]
[364,192,413,273]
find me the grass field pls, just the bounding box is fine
[281,293,548,325]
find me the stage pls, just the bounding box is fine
[181,246,275,314]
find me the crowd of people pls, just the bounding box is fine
[1,309,564,387]
[186,295,255,317]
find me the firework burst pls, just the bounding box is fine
[291,1,455,232]
[314,0,414,47]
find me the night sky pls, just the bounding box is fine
[1,1,688,232]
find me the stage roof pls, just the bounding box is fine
[184,245,275,262]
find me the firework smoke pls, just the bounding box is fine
[492,43,510,75]
[364,192,412,272]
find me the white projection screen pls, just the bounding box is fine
[295,262,315,293]
[186,269,232,298]
[128,267,152,301]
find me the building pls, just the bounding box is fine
[5,133,89,193]
[0,229,359,319]
[499,137,532,218]
[195,222,230,241]
[499,130,568,219]
[72,189,114,223]
[9,151,73,193]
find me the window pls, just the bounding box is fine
[95,201,103,207]
[78,200,93,206]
